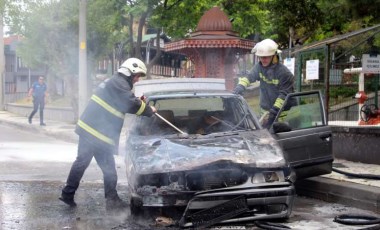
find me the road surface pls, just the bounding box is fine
[0,124,378,229]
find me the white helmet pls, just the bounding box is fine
[117,58,147,77]
[251,39,281,57]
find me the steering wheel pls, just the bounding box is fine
[204,120,221,133]
[204,117,237,133]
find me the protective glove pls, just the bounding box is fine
[262,107,279,129]
[233,84,245,95]
[140,95,147,102]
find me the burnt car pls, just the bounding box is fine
[125,78,332,228]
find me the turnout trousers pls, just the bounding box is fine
[61,136,118,200]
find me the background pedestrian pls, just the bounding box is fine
[28,76,48,126]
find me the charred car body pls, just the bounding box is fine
[125,78,333,228]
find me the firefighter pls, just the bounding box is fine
[59,58,156,210]
[233,38,295,128]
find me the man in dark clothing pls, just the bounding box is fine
[233,38,295,129]
[28,76,48,126]
[59,58,156,210]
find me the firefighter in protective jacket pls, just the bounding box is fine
[60,58,156,210]
[233,39,294,129]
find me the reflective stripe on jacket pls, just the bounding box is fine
[75,73,153,148]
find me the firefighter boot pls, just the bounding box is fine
[106,196,128,211]
[59,193,77,207]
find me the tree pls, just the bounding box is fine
[16,0,79,95]
[9,0,80,116]
[87,0,131,69]
[0,0,38,109]
[219,0,268,39]
[121,0,179,78]
[151,0,267,40]
[8,0,380,87]
[88,0,167,78]
[265,0,380,49]
[265,0,323,48]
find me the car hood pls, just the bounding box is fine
[127,130,287,175]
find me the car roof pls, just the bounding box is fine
[134,78,227,97]
[146,90,234,99]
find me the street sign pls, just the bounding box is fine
[362,54,380,73]
[284,57,295,75]
[306,59,319,80]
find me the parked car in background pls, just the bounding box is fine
[125,78,333,228]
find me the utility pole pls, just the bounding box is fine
[78,0,87,116]
[0,12,5,110]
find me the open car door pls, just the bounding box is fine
[271,90,333,180]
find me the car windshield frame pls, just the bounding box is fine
[133,93,259,136]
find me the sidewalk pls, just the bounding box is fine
[296,160,380,213]
[0,110,379,213]
[0,110,78,143]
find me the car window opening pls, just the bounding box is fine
[135,97,257,136]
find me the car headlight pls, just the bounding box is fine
[251,170,285,183]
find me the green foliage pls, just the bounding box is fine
[16,0,78,77]
[266,0,324,47]
[329,86,357,98]
[220,0,269,38]
[150,0,213,39]
[2,0,36,35]
[150,0,267,39]
[4,0,380,83]
[87,0,129,60]
[365,75,380,93]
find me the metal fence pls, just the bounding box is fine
[327,60,378,124]
[4,92,28,104]
[279,27,380,127]
[303,60,379,126]
[150,64,187,78]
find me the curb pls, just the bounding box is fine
[295,177,380,213]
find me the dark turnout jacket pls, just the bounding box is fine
[75,73,154,150]
[238,62,294,111]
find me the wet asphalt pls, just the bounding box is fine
[0,181,159,230]
[1,116,380,229]
[2,179,379,230]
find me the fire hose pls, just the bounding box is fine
[254,221,291,229]
[330,167,380,229]
[332,167,380,180]
[334,215,380,228]
[251,165,380,230]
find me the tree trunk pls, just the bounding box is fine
[146,30,162,79]
[128,13,134,57]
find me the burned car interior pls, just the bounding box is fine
[134,95,258,136]
[125,79,333,228]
